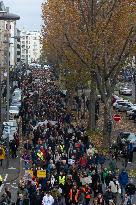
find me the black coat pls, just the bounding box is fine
[16,198,30,205]
[104,191,114,202]
[125,183,136,195]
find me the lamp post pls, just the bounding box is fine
[0,12,20,168]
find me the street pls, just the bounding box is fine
[1,1,136,205]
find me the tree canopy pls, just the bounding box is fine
[42,0,136,137]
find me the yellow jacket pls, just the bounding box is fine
[0,147,5,160]
[0,175,3,182]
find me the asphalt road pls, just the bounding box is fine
[0,154,21,203]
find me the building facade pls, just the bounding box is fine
[20,29,41,64]
[0,1,21,70]
[16,29,21,64]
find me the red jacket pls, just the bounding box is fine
[79,156,87,167]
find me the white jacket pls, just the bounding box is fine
[42,194,54,205]
[109,180,119,193]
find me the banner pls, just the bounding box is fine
[37,170,46,178]
[25,170,33,177]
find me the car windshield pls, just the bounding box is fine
[10,106,19,111]
[118,102,126,105]
[128,134,136,140]
[120,133,130,139]
[13,92,21,97]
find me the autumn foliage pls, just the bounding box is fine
[42,0,136,138]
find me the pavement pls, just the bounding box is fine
[0,104,23,203]
[0,154,21,202]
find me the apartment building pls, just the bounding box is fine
[0,1,21,69]
[20,29,41,64]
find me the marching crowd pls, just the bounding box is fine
[0,67,136,205]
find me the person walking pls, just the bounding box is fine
[125,181,135,204]
[118,169,128,200]
[104,187,114,205]
[0,175,3,186]
[123,193,132,205]
[42,191,54,205]
[109,177,120,204]
[10,139,17,158]
[0,146,5,166]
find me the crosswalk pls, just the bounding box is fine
[0,174,8,193]
[0,173,18,195]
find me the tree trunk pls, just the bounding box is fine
[103,98,112,146]
[88,81,96,131]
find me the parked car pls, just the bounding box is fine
[11,101,21,108]
[112,95,121,104]
[113,100,132,112]
[128,110,136,120]
[12,89,21,102]
[119,87,132,96]
[126,105,136,117]
[113,99,128,109]
[119,102,133,112]
[117,132,136,151]
[3,120,17,128]
[9,105,19,120]
[2,120,18,141]
[12,94,21,103]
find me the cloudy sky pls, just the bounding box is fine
[3,0,44,31]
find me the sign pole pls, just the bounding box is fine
[6,132,10,168]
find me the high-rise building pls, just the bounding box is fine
[20,28,41,64]
[0,1,8,68]
[16,29,21,64]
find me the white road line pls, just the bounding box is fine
[0,174,8,192]
[8,167,16,170]
[4,174,8,182]
[11,185,18,189]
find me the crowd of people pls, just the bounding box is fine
[0,66,136,205]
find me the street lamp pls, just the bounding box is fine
[0,12,20,168]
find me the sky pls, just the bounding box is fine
[3,0,44,31]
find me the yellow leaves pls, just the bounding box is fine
[128,169,136,178]
[41,0,136,91]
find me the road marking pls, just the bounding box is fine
[11,185,18,189]
[4,174,8,182]
[8,167,16,170]
[0,174,8,192]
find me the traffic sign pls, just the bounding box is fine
[113,114,121,122]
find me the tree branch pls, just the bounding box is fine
[65,33,89,68]
[107,27,134,79]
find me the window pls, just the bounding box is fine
[17,51,20,55]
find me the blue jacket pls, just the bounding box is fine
[127,143,133,153]
[119,171,128,185]
[98,155,106,165]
